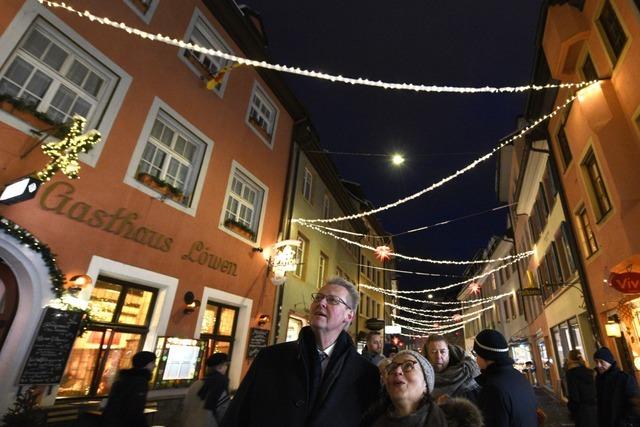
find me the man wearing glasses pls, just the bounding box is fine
[221,277,380,427]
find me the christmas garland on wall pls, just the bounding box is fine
[0,216,65,297]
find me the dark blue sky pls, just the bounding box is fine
[242,1,543,293]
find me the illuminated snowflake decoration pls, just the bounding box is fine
[374,245,393,261]
[452,314,463,322]
[36,115,101,182]
[469,282,481,295]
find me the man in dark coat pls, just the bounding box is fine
[362,331,385,366]
[593,346,640,427]
[221,277,380,427]
[473,329,537,427]
[102,350,156,427]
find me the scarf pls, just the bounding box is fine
[432,344,480,398]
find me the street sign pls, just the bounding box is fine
[517,288,542,297]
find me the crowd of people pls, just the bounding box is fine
[101,277,640,427]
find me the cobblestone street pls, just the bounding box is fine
[535,386,574,427]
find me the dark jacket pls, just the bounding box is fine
[199,370,229,411]
[221,326,380,427]
[439,397,484,427]
[595,363,640,427]
[101,368,151,427]
[475,359,537,427]
[370,400,448,427]
[566,365,597,427]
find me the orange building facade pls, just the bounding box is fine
[0,0,305,418]
[542,0,640,376]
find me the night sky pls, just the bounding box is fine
[242,1,543,295]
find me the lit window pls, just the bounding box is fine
[317,252,328,288]
[200,302,238,369]
[303,168,313,202]
[222,164,267,242]
[246,83,278,146]
[181,12,232,94]
[597,1,627,65]
[294,233,308,278]
[582,149,612,220]
[576,207,599,257]
[0,21,116,128]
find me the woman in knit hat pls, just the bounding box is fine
[367,349,448,426]
[473,329,537,427]
[564,349,596,427]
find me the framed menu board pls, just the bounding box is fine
[247,328,269,359]
[19,307,83,385]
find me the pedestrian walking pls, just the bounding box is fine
[473,329,537,427]
[564,349,596,427]
[362,331,385,366]
[220,277,380,427]
[593,347,640,427]
[181,352,230,427]
[101,350,156,427]
[366,350,448,427]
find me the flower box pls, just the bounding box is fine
[224,219,255,241]
[136,172,185,204]
[0,96,69,138]
[248,115,273,142]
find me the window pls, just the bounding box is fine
[597,0,627,65]
[134,111,207,207]
[556,119,573,169]
[222,166,266,242]
[294,233,309,278]
[582,149,612,220]
[0,20,117,128]
[302,168,313,202]
[181,13,232,94]
[124,0,159,22]
[200,301,238,360]
[359,292,364,316]
[323,194,331,219]
[576,207,599,257]
[246,83,278,146]
[58,277,157,397]
[581,53,598,81]
[555,223,577,281]
[317,252,328,288]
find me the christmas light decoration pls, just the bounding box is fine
[347,262,464,278]
[374,245,392,261]
[294,94,579,225]
[392,309,490,326]
[391,154,405,165]
[37,1,594,95]
[394,315,481,335]
[302,222,531,266]
[0,216,65,297]
[385,293,512,314]
[470,282,481,295]
[389,302,495,320]
[36,115,101,182]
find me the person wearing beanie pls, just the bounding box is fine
[593,346,640,427]
[102,350,156,427]
[564,349,596,427]
[473,329,537,427]
[366,349,448,426]
[181,352,230,427]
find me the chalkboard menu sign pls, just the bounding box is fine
[19,307,83,385]
[247,328,269,359]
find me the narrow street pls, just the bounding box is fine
[535,387,573,427]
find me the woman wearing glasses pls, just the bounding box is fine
[367,350,448,426]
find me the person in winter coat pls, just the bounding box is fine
[473,329,537,427]
[424,335,481,403]
[367,350,448,427]
[593,347,640,427]
[362,331,386,366]
[101,351,156,427]
[181,353,230,427]
[220,277,380,427]
[438,397,484,427]
[564,349,596,427]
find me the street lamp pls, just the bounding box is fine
[391,153,405,166]
[0,176,42,205]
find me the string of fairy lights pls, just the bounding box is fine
[389,303,496,321]
[37,0,593,95]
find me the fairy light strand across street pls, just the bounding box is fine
[373,288,515,305]
[389,303,496,320]
[392,307,493,326]
[303,222,533,265]
[38,0,593,94]
[394,316,481,334]
[294,93,582,224]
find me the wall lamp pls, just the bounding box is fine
[258,314,270,326]
[184,291,201,314]
[67,274,93,294]
[605,315,622,338]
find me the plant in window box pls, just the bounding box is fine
[1,386,45,427]
[248,114,273,141]
[224,218,256,240]
[0,94,70,138]
[136,172,185,204]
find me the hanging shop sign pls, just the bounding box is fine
[271,240,301,277]
[517,288,543,297]
[609,271,640,294]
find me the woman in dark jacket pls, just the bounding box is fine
[564,349,597,427]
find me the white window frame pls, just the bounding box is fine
[322,194,331,219]
[0,5,131,167]
[124,97,214,216]
[179,8,234,97]
[123,0,160,24]
[294,232,308,278]
[245,81,279,148]
[218,160,269,246]
[317,252,328,288]
[303,167,313,203]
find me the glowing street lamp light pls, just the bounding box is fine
[391,154,405,166]
[0,176,42,205]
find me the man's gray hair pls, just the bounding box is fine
[325,276,359,310]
